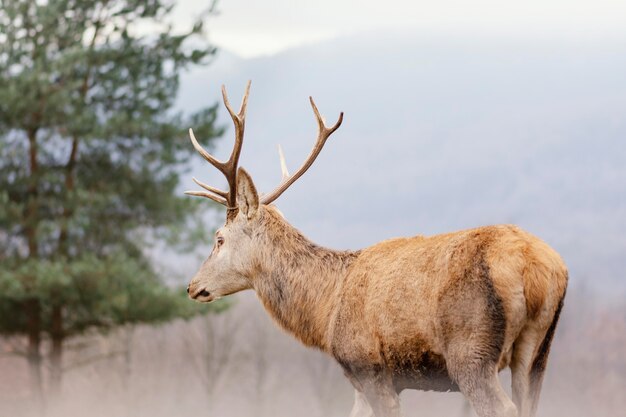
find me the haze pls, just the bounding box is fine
[170,0,626,57]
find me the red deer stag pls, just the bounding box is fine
[185,82,568,417]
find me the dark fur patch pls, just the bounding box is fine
[479,251,507,366]
[530,288,565,381]
[336,344,457,393]
[263,269,316,341]
[439,236,507,370]
[226,208,239,222]
[267,270,286,305]
[389,348,459,392]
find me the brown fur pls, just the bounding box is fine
[188,175,568,417]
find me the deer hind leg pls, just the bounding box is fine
[511,325,540,417]
[450,358,517,417]
[511,299,564,417]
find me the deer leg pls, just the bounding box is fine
[449,355,516,417]
[348,390,374,417]
[511,325,540,417]
[343,366,400,417]
[359,372,401,417]
[344,369,390,417]
[512,300,563,417]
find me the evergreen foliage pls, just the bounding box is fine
[0,0,225,398]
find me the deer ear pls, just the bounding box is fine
[236,167,259,219]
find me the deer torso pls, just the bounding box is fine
[326,224,566,392]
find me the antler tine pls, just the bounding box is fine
[184,190,227,205]
[309,96,344,134]
[278,145,290,181]
[261,97,343,205]
[221,80,251,167]
[189,128,227,173]
[192,177,228,197]
[221,80,251,120]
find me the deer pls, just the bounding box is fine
[185,81,568,417]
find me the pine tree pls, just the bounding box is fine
[0,0,224,403]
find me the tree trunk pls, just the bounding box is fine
[49,304,64,398]
[25,127,39,257]
[123,325,135,417]
[25,299,44,413]
[24,128,44,414]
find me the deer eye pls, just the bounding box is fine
[216,236,224,246]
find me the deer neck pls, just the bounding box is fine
[251,211,359,351]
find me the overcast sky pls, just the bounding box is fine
[162,0,626,295]
[171,0,626,57]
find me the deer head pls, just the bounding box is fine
[186,82,343,302]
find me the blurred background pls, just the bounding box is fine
[1,1,625,416]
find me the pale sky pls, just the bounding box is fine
[171,0,626,57]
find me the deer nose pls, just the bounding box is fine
[186,285,190,294]
[189,286,211,300]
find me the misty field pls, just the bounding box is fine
[1,286,624,417]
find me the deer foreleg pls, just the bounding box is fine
[349,390,374,417]
[360,373,402,417]
[343,367,400,417]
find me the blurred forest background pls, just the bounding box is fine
[1,1,625,417]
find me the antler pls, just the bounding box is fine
[261,97,343,205]
[186,83,343,211]
[185,81,251,209]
